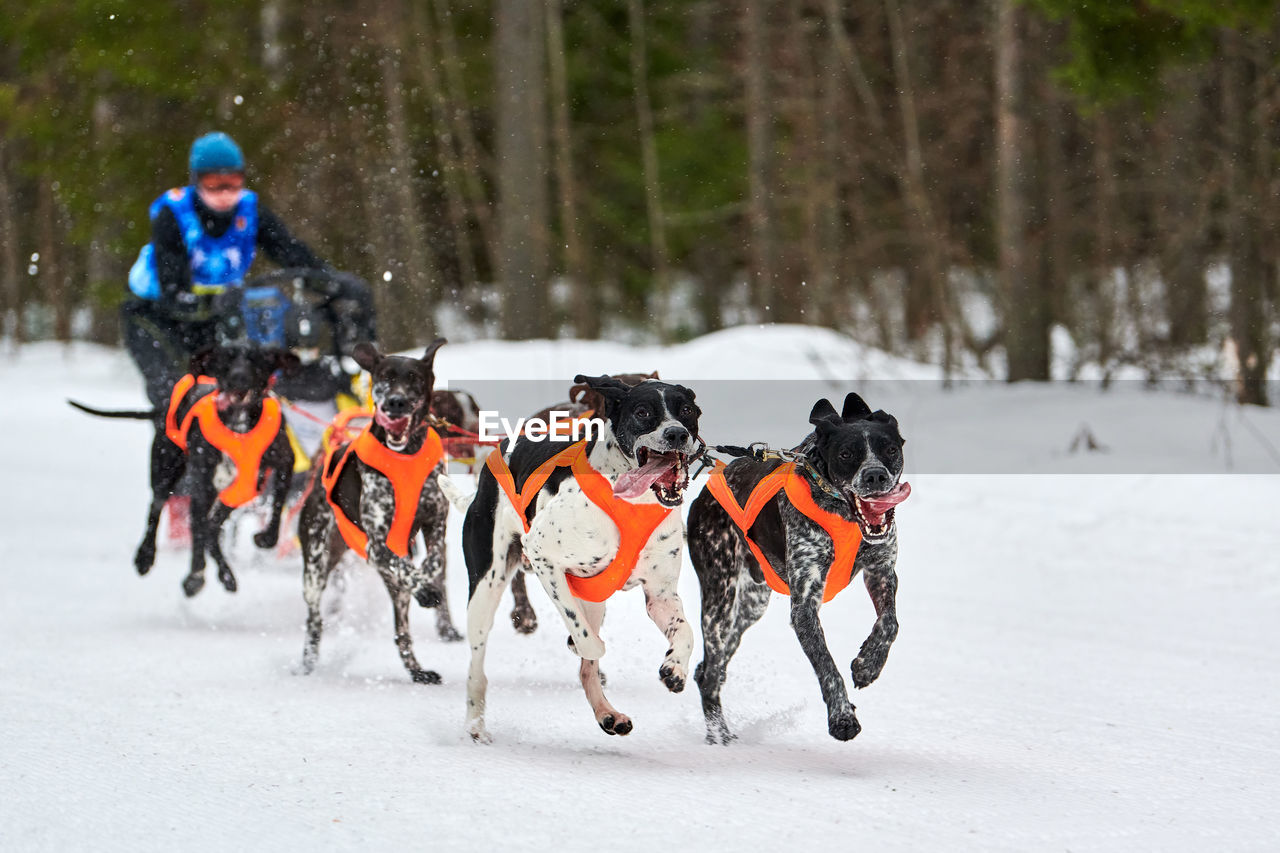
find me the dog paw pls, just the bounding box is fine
[510,607,538,634]
[598,713,633,736]
[414,586,442,609]
[217,569,237,593]
[659,661,686,693]
[253,529,279,549]
[437,623,464,643]
[411,669,442,685]
[134,546,155,576]
[828,708,861,742]
[851,656,883,689]
[468,721,493,744]
[182,572,205,598]
[702,707,737,745]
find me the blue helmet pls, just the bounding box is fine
[189,132,244,175]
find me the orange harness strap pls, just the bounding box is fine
[182,396,283,508]
[321,426,444,560]
[164,374,218,449]
[705,460,862,603]
[486,442,673,603]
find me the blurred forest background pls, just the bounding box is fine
[2,1,1279,402]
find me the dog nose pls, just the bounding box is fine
[861,467,891,492]
[663,425,689,446]
[383,395,411,417]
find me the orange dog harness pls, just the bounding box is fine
[486,441,673,603]
[705,460,862,602]
[163,373,283,508]
[321,426,444,560]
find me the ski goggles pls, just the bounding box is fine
[197,173,246,194]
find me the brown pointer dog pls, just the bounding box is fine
[297,339,459,684]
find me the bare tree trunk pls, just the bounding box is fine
[434,0,496,270]
[548,0,597,338]
[743,0,778,320]
[261,0,285,91]
[378,7,440,339]
[1092,111,1120,371]
[0,137,24,350]
[87,93,120,344]
[1158,71,1208,349]
[1223,33,1270,406]
[885,0,953,377]
[412,2,478,293]
[814,14,843,328]
[495,0,551,339]
[37,178,72,343]
[995,0,1048,381]
[628,0,670,340]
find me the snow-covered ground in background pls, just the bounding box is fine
[2,325,1278,851]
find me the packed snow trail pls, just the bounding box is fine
[2,333,1278,851]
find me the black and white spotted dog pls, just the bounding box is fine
[442,374,701,742]
[297,339,461,685]
[687,393,909,743]
[70,344,297,597]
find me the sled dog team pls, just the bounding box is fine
[80,340,911,744]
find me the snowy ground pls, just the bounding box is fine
[2,327,1279,851]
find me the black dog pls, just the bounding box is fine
[687,393,909,743]
[297,339,460,685]
[70,345,298,597]
[446,374,701,742]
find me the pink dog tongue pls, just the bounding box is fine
[858,481,911,524]
[375,410,410,436]
[614,456,674,499]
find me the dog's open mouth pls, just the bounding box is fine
[375,409,413,450]
[614,447,690,507]
[215,390,254,411]
[848,482,911,541]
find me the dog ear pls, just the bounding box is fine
[574,374,632,421]
[809,398,840,425]
[574,374,632,399]
[869,410,904,443]
[647,370,660,380]
[842,393,872,421]
[352,342,381,373]
[420,337,447,365]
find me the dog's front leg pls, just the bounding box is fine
[851,553,899,689]
[641,569,694,694]
[789,576,861,741]
[183,459,218,597]
[254,459,293,549]
[578,600,633,736]
[203,501,239,592]
[377,568,439,685]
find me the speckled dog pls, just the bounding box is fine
[297,339,460,684]
[687,393,910,744]
[445,374,702,742]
